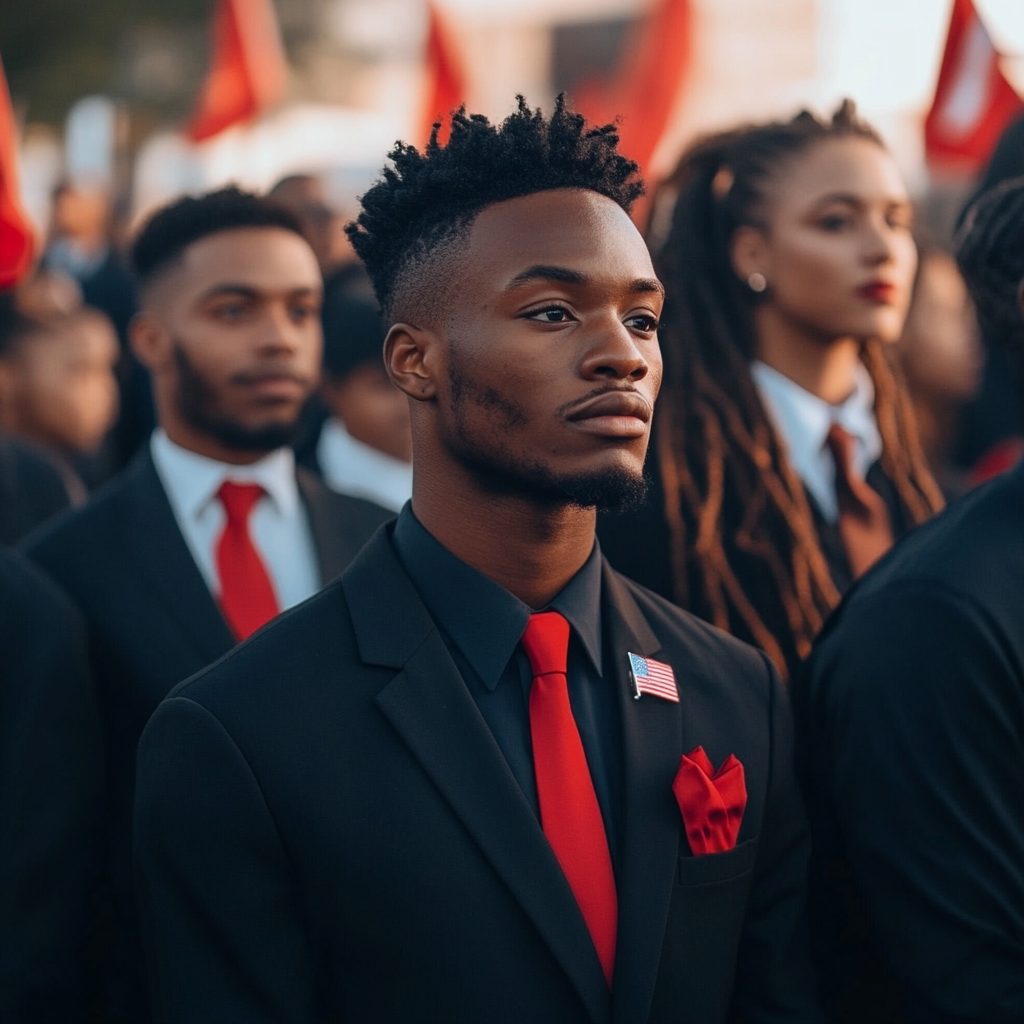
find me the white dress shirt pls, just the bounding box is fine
[750,360,883,523]
[316,417,413,513]
[150,429,320,612]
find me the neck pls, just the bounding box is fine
[754,307,862,405]
[410,455,597,610]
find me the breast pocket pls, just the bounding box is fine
[649,840,760,1024]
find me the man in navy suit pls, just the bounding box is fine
[135,99,820,1024]
[25,188,391,1022]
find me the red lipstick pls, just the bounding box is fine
[857,281,897,304]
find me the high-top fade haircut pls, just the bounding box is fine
[347,95,644,324]
[130,186,307,292]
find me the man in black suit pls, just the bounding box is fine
[135,99,820,1023]
[798,178,1024,1024]
[0,549,101,1023]
[25,187,391,1023]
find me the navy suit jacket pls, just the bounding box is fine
[22,448,392,1023]
[135,524,821,1024]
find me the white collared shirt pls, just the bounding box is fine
[150,429,320,611]
[750,360,882,523]
[316,417,412,514]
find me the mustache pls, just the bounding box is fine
[229,365,315,387]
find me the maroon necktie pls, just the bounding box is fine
[215,481,280,640]
[825,424,894,578]
[521,611,617,986]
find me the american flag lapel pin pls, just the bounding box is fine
[628,652,679,702]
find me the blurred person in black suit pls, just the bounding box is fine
[599,102,943,682]
[309,291,412,511]
[897,242,983,498]
[43,179,153,466]
[0,293,72,541]
[0,548,101,1023]
[134,98,821,1024]
[798,176,1024,1023]
[24,187,392,1023]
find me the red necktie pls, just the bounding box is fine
[215,481,280,640]
[521,611,617,986]
[826,424,894,578]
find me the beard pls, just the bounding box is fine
[446,358,649,514]
[172,343,302,454]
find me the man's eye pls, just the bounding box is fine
[626,314,659,332]
[212,303,245,320]
[527,307,573,323]
[819,215,848,231]
[290,305,317,322]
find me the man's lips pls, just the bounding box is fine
[233,371,310,399]
[565,391,652,438]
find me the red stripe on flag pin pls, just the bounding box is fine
[628,652,678,702]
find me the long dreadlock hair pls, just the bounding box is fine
[652,101,944,678]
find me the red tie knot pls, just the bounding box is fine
[217,480,265,525]
[521,611,570,678]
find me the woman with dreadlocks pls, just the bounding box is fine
[600,101,944,680]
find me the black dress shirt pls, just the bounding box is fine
[392,504,624,870]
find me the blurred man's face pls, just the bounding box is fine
[0,313,119,454]
[52,185,110,242]
[322,361,412,463]
[136,227,322,455]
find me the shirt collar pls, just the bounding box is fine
[149,428,300,520]
[750,360,882,520]
[391,504,604,690]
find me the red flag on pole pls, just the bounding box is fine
[0,53,34,290]
[186,0,289,144]
[419,3,467,148]
[575,0,692,182]
[925,0,1023,175]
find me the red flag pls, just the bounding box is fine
[419,3,467,148]
[576,0,692,182]
[0,54,34,290]
[186,0,289,144]
[925,0,1023,175]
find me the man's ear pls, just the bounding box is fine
[385,323,440,402]
[730,225,770,284]
[129,311,172,373]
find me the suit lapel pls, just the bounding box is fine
[297,468,350,584]
[343,532,611,1024]
[602,566,683,1024]
[124,452,235,663]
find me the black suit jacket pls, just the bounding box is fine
[797,461,1024,1023]
[0,550,102,1023]
[22,448,393,1023]
[135,524,820,1024]
[0,432,71,545]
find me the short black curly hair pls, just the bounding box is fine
[130,186,307,289]
[956,175,1024,353]
[347,95,644,322]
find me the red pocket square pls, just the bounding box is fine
[672,747,747,856]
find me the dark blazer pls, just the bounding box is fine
[0,550,102,1023]
[0,432,71,545]
[22,447,393,1023]
[598,453,910,679]
[135,524,820,1024]
[796,461,1024,1023]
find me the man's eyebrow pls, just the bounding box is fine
[196,283,321,302]
[506,265,589,289]
[506,265,664,297]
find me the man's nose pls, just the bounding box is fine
[581,318,652,382]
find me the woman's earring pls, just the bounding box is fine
[747,272,767,293]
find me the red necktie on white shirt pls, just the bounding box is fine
[215,481,280,639]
